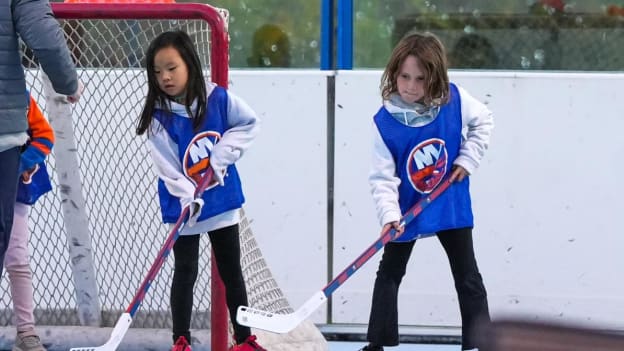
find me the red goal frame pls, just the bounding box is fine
[50,3,230,350]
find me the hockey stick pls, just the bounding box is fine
[70,168,215,351]
[236,177,453,333]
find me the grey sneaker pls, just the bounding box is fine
[13,333,46,351]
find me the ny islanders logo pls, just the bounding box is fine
[183,131,221,188]
[406,138,447,194]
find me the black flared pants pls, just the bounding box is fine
[366,227,490,350]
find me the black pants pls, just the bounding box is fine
[0,147,21,274]
[366,227,490,350]
[171,224,250,345]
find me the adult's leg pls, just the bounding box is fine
[171,234,200,344]
[4,203,36,333]
[366,240,416,346]
[0,147,21,273]
[207,224,250,344]
[437,227,490,350]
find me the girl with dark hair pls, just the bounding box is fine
[137,30,265,351]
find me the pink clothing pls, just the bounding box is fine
[4,202,36,333]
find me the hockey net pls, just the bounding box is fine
[6,3,326,350]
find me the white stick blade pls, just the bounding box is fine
[237,291,327,333]
[237,306,297,333]
[70,313,133,351]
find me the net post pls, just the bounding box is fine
[211,254,228,349]
[210,7,230,349]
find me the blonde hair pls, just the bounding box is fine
[380,31,450,106]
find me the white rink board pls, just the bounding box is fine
[332,71,624,329]
[230,71,331,323]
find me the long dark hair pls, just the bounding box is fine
[136,30,207,135]
[380,31,450,106]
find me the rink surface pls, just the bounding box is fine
[328,341,459,350]
[0,325,463,350]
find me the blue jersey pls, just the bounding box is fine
[373,83,473,241]
[154,86,245,224]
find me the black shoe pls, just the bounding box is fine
[359,344,384,351]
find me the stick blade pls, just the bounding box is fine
[70,313,133,351]
[237,291,327,334]
[237,306,297,333]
